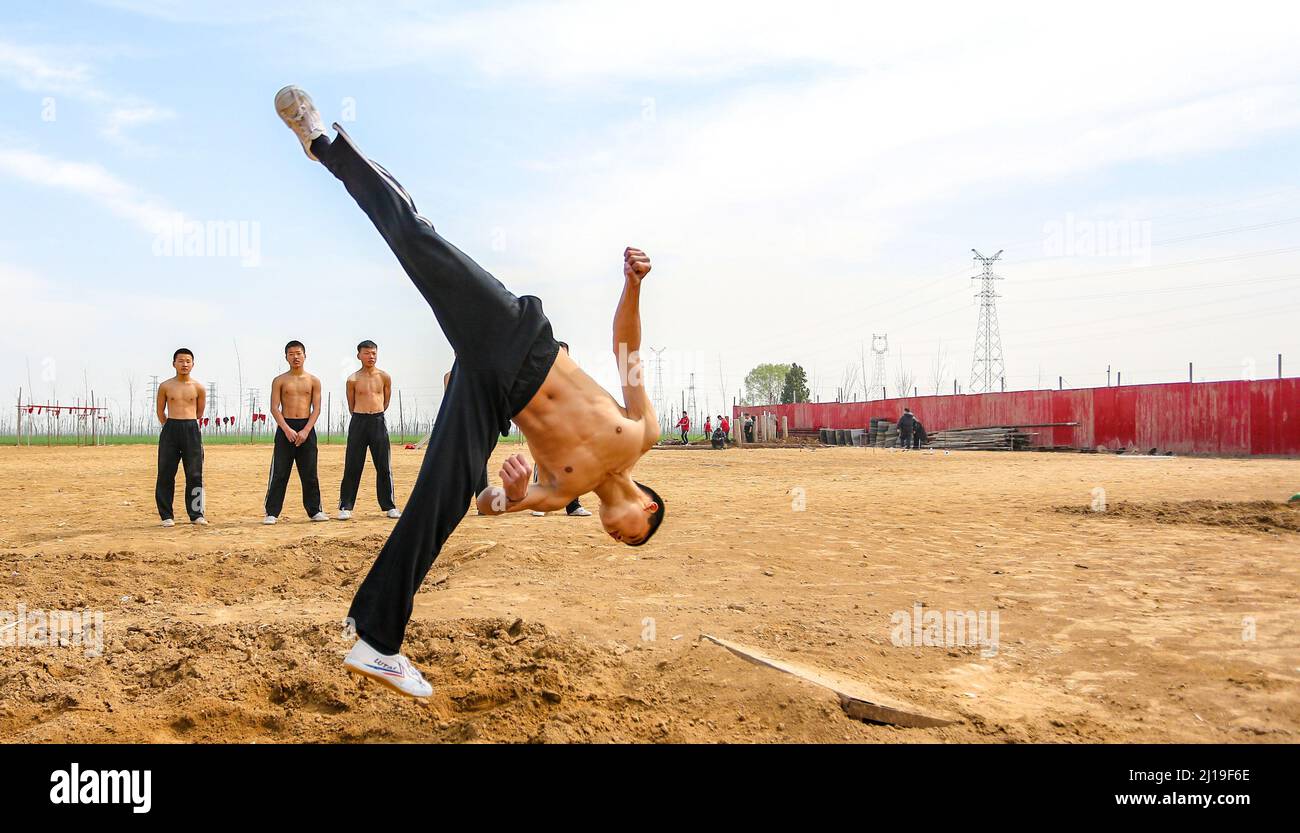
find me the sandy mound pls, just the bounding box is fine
[1057,500,1300,534]
[0,616,651,743]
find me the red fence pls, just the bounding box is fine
[733,378,1300,456]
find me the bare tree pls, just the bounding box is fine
[124,373,137,436]
[838,363,861,402]
[929,341,949,395]
[233,339,245,426]
[717,355,727,411]
[859,342,871,401]
[894,352,916,401]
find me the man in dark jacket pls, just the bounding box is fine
[912,418,926,449]
[897,408,915,450]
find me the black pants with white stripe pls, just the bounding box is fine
[264,417,323,518]
[312,127,558,656]
[156,418,204,521]
[339,412,396,512]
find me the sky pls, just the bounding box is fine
[2,0,1299,429]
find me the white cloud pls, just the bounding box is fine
[0,40,173,149]
[33,0,1300,402]
[0,41,94,93]
[101,104,175,149]
[0,146,182,233]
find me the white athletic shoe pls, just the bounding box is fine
[567,507,592,517]
[161,519,175,528]
[192,516,208,526]
[263,515,278,525]
[336,509,352,521]
[343,639,432,699]
[386,508,401,519]
[310,512,329,522]
[530,510,546,517]
[274,85,326,161]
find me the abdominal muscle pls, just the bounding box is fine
[512,351,644,495]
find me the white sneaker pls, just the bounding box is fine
[274,85,326,160]
[263,515,278,525]
[161,519,175,528]
[336,509,352,521]
[343,639,432,698]
[386,508,401,519]
[192,516,208,526]
[567,507,592,517]
[310,512,329,522]
[530,510,546,517]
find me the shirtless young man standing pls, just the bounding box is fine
[276,86,664,697]
[337,340,400,520]
[155,348,208,527]
[263,340,328,524]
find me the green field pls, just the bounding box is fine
[6,430,714,447]
[5,432,527,447]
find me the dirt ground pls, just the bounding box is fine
[0,442,1297,743]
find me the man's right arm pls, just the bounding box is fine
[476,483,569,515]
[475,453,568,515]
[612,248,657,445]
[156,383,167,425]
[270,376,295,440]
[346,376,356,415]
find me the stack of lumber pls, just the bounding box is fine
[924,426,1035,450]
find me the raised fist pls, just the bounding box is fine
[624,247,651,284]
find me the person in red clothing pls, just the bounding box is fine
[703,416,712,438]
[676,411,690,444]
[718,414,730,444]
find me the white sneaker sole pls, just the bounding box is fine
[274,85,323,161]
[344,661,432,699]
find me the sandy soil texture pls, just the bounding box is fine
[1,443,1297,743]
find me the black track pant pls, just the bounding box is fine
[156,419,204,521]
[339,412,396,512]
[265,417,323,517]
[312,127,558,656]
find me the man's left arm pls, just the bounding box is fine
[383,371,392,412]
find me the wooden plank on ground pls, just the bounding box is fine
[699,633,959,729]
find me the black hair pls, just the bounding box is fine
[556,340,569,352]
[173,348,193,362]
[625,481,665,547]
[285,340,306,354]
[357,340,378,351]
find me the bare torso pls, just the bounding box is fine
[160,377,203,420]
[350,368,389,414]
[512,350,653,498]
[276,371,318,419]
